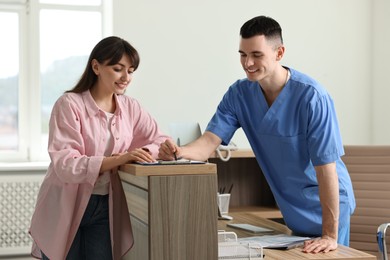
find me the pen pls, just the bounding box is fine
[228,184,234,194]
[174,137,180,161]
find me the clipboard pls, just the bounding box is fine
[136,159,206,165]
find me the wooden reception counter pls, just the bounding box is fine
[118,159,377,260]
[118,163,218,260]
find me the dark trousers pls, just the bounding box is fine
[42,194,112,260]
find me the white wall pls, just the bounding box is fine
[372,0,390,144]
[113,0,387,148]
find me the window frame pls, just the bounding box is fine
[0,0,112,162]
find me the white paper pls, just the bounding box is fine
[238,234,311,249]
[218,241,263,259]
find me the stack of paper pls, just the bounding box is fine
[218,241,263,260]
[238,234,311,249]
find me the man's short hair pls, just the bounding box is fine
[240,15,283,44]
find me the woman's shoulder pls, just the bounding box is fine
[116,94,142,108]
[51,92,85,113]
[56,92,83,104]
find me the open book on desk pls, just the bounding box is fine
[136,158,206,165]
[238,234,311,250]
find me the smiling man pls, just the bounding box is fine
[159,15,356,254]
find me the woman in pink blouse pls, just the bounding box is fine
[29,36,169,260]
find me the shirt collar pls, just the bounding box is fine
[82,90,123,118]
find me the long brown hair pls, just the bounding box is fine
[66,36,140,93]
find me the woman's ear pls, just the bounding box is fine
[91,59,100,75]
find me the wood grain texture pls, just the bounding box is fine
[230,206,283,219]
[149,174,218,260]
[120,163,217,176]
[209,157,276,208]
[119,171,148,189]
[122,216,149,260]
[264,245,376,260]
[122,181,149,224]
[219,212,376,260]
[210,149,255,158]
[120,164,218,260]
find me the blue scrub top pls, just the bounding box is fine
[206,68,356,236]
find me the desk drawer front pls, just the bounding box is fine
[122,181,149,224]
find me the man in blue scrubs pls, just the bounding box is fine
[158,15,355,254]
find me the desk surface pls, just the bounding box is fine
[218,212,376,260]
[119,163,216,176]
[210,148,255,159]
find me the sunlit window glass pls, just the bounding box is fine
[40,9,102,149]
[39,0,101,6]
[0,11,19,151]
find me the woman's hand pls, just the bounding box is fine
[158,139,181,160]
[125,148,155,163]
[103,148,156,174]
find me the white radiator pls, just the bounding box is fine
[0,173,44,256]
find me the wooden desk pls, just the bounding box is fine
[219,212,376,260]
[119,163,218,260]
[210,148,255,159]
[212,147,389,258]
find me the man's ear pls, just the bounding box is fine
[276,45,285,61]
[91,59,100,75]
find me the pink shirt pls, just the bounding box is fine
[29,90,169,259]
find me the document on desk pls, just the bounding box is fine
[238,234,311,249]
[218,241,263,259]
[227,223,274,234]
[136,159,206,165]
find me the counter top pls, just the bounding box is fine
[119,162,217,176]
[209,149,255,159]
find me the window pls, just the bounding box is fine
[0,10,19,153]
[0,0,112,162]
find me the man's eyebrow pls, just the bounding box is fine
[238,50,262,54]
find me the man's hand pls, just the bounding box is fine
[302,235,338,253]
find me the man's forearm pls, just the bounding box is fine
[181,131,221,161]
[315,163,339,241]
